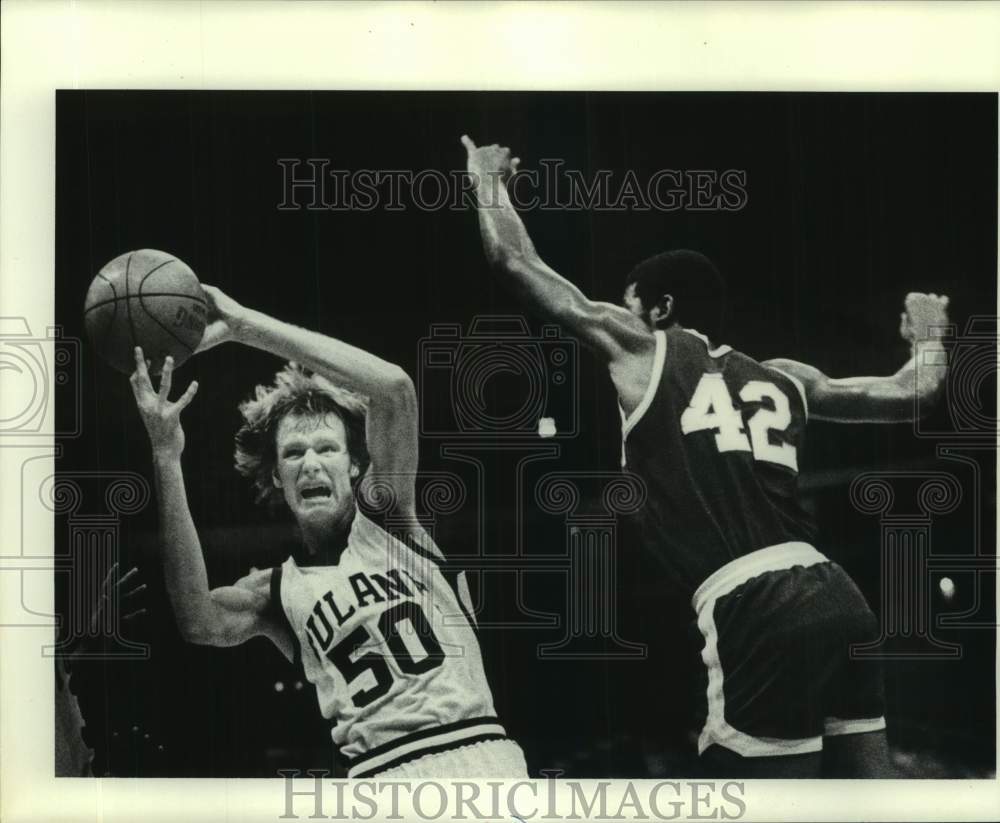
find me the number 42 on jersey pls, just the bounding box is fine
[680,373,798,471]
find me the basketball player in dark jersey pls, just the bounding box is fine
[461,135,950,777]
[128,285,528,777]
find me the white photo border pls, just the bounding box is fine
[1,1,998,821]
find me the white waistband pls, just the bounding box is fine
[692,541,828,614]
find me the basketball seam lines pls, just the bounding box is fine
[124,253,137,354]
[140,300,197,354]
[137,259,197,354]
[138,257,179,287]
[97,274,119,351]
[83,292,207,316]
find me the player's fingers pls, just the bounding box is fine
[127,373,145,408]
[117,566,140,588]
[101,562,120,591]
[511,157,521,173]
[132,347,154,391]
[124,583,147,599]
[174,380,199,411]
[200,284,221,315]
[460,134,477,152]
[158,356,175,401]
[123,608,147,622]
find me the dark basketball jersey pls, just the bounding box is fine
[621,327,818,599]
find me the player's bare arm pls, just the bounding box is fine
[130,348,290,656]
[197,285,420,520]
[461,135,650,369]
[765,292,949,423]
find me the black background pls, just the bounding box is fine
[55,91,996,777]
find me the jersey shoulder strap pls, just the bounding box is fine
[620,328,668,440]
[268,561,301,666]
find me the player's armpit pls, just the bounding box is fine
[203,583,296,662]
[179,574,278,650]
[764,358,921,423]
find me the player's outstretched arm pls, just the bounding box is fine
[196,285,419,517]
[461,135,648,364]
[129,349,289,655]
[765,293,949,423]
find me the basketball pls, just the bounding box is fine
[84,249,208,375]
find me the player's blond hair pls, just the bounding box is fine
[234,363,370,506]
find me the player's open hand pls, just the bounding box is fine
[460,135,521,183]
[129,347,198,459]
[899,292,950,344]
[88,563,148,636]
[196,284,248,353]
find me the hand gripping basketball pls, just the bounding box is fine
[196,284,248,353]
[129,347,199,459]
[84,249,208,375]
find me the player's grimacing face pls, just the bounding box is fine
[273,412,358,529]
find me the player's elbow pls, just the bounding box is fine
[378,366,417,410]
[485,241,517,269]
[913,380,945,419]
[173,603,227,646]
[893,369,946,421]
[176,616,218,645]
[488,243,539,279]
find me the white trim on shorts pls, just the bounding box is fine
[371,738,529,779]
[695,541,830,757]
[345,717,508,778]
[824,716,887,737]
[693,541,828,615]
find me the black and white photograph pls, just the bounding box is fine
[2,3,999,822]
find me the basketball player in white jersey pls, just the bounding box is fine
[128,286,528,778]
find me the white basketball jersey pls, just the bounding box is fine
[272,511,511,778]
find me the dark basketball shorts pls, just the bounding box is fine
[691,542,886,758]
